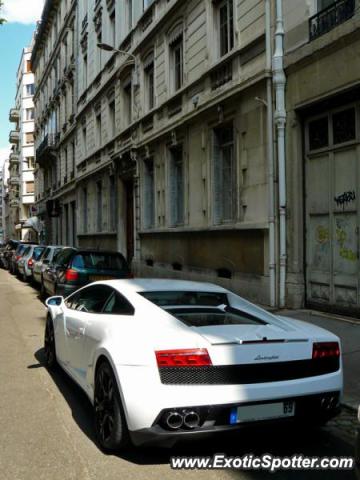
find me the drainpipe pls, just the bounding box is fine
[273,0,287,308]
[265,0,276,307]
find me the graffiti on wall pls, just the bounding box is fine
[334,191,356,208]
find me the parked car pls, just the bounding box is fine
[42,248,131,297]
[44,279,343,451]
[18,245,46,282]
[0,240,20,269]
[33,245,63,286]
[10,242,37,274]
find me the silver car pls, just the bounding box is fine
[18,245,45,281]
[32,245,63,286]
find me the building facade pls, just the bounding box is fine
[32,0,360,312]
[8,45,37,242]
[283,0,360,314]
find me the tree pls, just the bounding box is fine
[0,1,6,24]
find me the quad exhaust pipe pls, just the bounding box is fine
[183,411,200,429]
[165,412,184,430]
[164,410,201,430]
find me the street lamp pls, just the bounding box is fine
[97,42,139,116]
[97,43,136,65]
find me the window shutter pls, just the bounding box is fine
[213,130,222,224]
[169,154,177,226]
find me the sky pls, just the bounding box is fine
[0,0,45,168]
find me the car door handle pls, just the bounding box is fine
[78,327,85,335]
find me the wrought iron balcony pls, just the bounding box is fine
[9,198,20,208]
[9,130,20,144]
[9,153,19,164]
[9,108,20,122]
[309,0,355,41]
[10,175,20,185]
[36,133,60,166]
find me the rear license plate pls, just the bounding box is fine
[89,275,115,281]
[230,401,295,425]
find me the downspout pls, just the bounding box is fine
[273,0,287,308]
[265,0,276,307]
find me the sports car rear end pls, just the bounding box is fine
[113,287,342,447]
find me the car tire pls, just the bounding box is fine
[44,315,57,369]
[94,361,130,452]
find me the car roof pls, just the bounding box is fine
[99,278,228,294]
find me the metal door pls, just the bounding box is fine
[305,105,359,312]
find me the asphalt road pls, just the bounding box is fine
[0,268,357,480]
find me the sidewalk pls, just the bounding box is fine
[277,309,360,411]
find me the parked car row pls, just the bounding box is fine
[0,239,131,297]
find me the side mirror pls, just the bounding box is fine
[45,296,64,307]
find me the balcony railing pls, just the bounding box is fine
[309,0,355,41]
[9,153,19,164]
[9,130,20,144]
[9,108,20,122]
[36,133,60,165]
[211,59,233,90]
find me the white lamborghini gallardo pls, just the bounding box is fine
[44,279,343,451]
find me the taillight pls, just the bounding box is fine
[28,259,33,268]
[312,342,340,359]
[156,349,212,367]
[16,255,21,261]
[65,268,79,282]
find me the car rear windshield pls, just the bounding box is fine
[16,245,27,255]
[72,253,128,271]
[140,291,229,307]
[166,307,266,327]
[33,247,45,261]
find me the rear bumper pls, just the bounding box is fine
[130,391,341,447]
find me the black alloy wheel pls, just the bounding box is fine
[44,316,57,369]
[94,362,129,451]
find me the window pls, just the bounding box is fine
[97,180,102,232]
[103,291,134,315]
[71,141,76,174]
[83,54,88,90]
[169,146,184,225]
[26,84,35,96]
[96,112,102,147]
[82,124,87,155]
[128,0,133,30]
[170,36,183,92]
[108,100,116,137]
[83,187,88,233]
[109,11,116,47]
[25,157,35,169]
[144,58,155,111]
[218,0,234,57]
[318,0,335,10]
[143,159,155,228]
[25,108,34,120]
[25,181,35,194]
[25,60,31,73]
[308,117,329,150]
[54,248,75,267]
[123,77,132,125]
[143,0,154,9]
[71,252,128,271]
[65,285,113,313]
[109,176,117,232]
[332,108,356,144]
[25,132,34,144]
[213,124,235,223]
